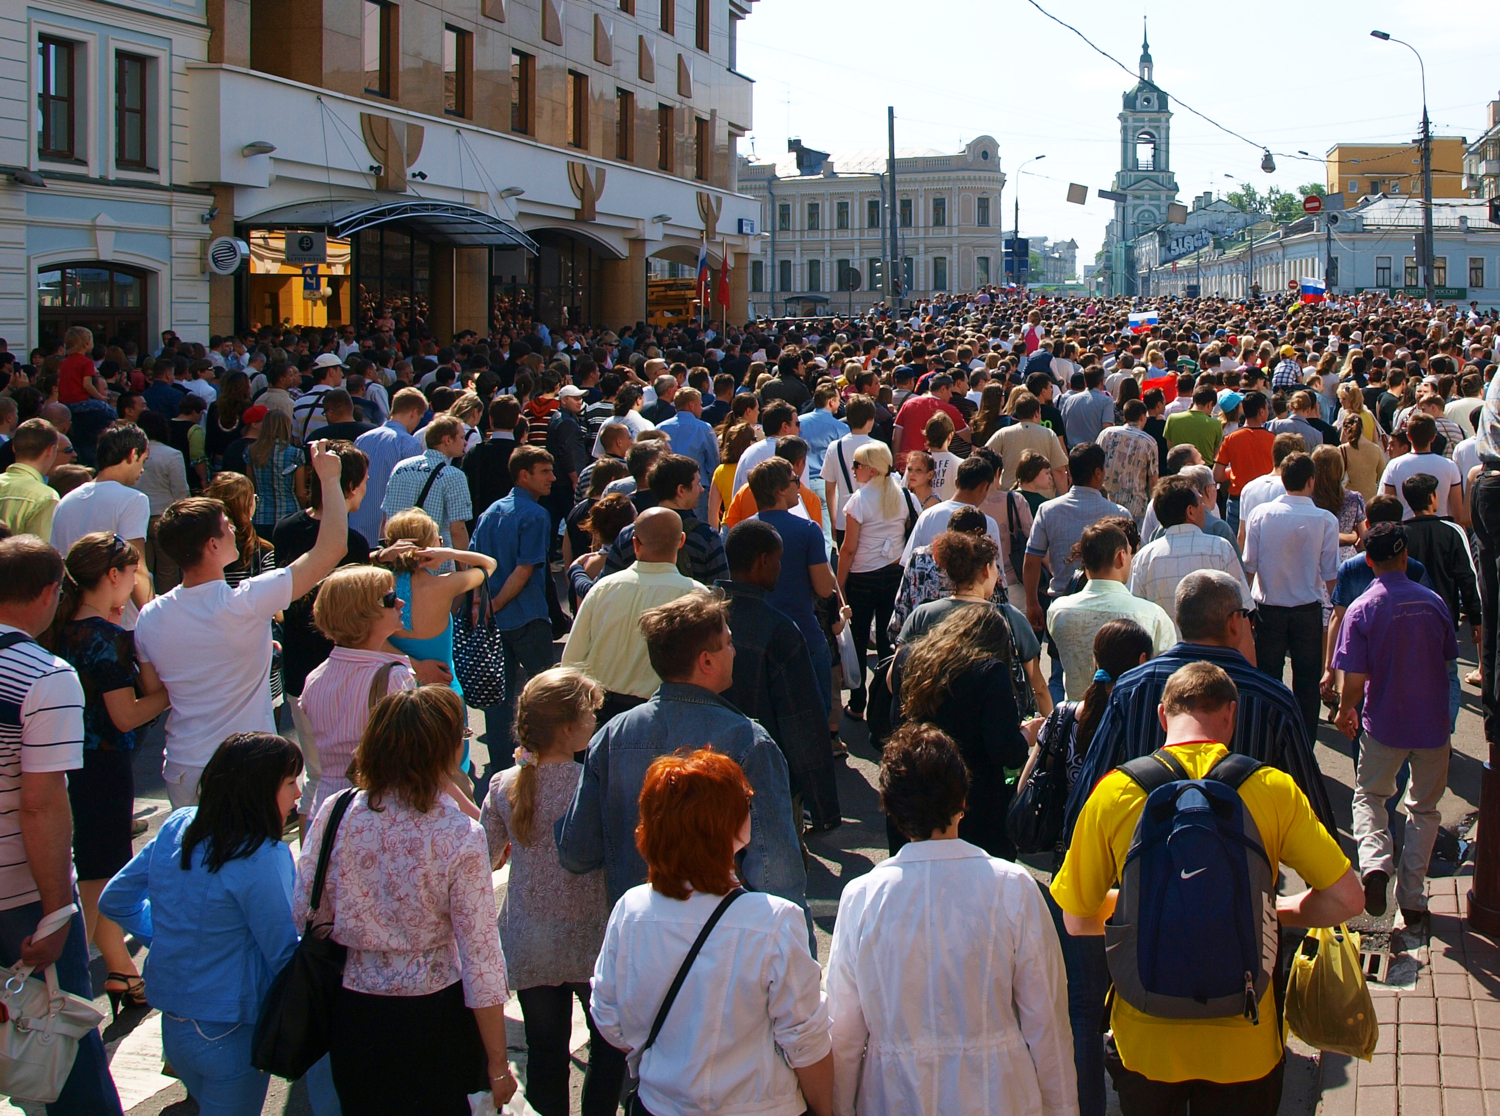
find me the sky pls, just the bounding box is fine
[735,0,1500,272]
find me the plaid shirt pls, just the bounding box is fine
[381,449,473,546]
[1127,524,1253,619]
[1271,358,1304,390]
[1097,424,1159,520]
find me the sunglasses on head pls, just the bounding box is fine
[382,590,400,610]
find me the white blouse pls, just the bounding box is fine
[591,885,830,1116]
[842,484,909,574]
[826,839,1078,1116]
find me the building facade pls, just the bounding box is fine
[1139,196,1500,310]
[3,0,764,350]
[738,136,1006,317]
[1327,138,1468,202]
[1100,29,1179,297]
[1464,95,1500,201]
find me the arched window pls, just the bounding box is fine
[36,263,149,351]
[1135,131,1157,171]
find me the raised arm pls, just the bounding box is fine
[288,440,350,600]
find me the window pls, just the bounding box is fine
[836,259,850,290]
[443,27,471,117]
[1390,181,1401,194]
[1348,180,1358,195]
[976,196,990,227]
[836,201,849,230]
[695,0,710,51]
[808,259,821,292]
[567,71,587,148]
[806,203,820,231]
[620,0,634,11]
[777,203,790,232]
[38,37,77,161]
[694,116,710,180]
[932,197,946,227]
[899,198,912,227]
[1134,131,1156,171]
[976,256,990,285]
[901,256,914,291]
[1434,257,1447,287]
[1376,256,1392,288]
[656,105,673,171]
[1473,257,1486,289]
[510,50,534,134]
[115,52,151,170]
[615,89,634,160]
[363,1,394,97]
[933,256,948,290]
[778,259,792,291]
[661,0,674,34]
[1404,256,1418,287]
[867,198,880,228]
[728,12,740,70]
[750,259,763,292]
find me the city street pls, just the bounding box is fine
[7,631,1484,1116]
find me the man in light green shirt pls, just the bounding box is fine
[562,506,698,716]
[1163,385,1224,465]
[1046,519,1177,700]
[0,420,61,542]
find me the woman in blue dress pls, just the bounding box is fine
[378,507,497,781]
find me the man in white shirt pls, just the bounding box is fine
[1130,477,1253,625]
[901,456,1001,566]
[1236,432,1304,549]
[1380,414,1464,520]
[292,353,346,441]
[825,395,876,541]
[49,424,153,626]
[1241,452,1340,739]
[135,441,349,807]
[734,401,805,495]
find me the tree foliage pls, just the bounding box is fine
[1226,181,1327,223]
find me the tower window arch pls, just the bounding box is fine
[1135,130,1157,171]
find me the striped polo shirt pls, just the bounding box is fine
[0,626,84,910]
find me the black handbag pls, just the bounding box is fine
[251,789,357,1080]
[623,889,744,1116]
[1006,704,1075,855]
[452,575,508,710]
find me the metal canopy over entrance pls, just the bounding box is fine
[240,199,538,252]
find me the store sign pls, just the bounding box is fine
[1354,286,1468,300]
[1160,228,1213,265]
[285,231,327,265]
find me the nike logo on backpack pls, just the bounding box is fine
[1180,867,1207,880]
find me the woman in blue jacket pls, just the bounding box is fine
[100,733,304,1116]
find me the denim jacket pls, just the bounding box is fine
[556,682,808,922]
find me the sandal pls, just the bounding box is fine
[104,973,147,1021]
[830,731,849,757]
[1467,667,1483,686]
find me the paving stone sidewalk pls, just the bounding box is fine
[1319,873,1500,1116]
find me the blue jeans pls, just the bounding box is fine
[66,399,116,467]
[1449,657,1462,732]
[0,900,122,1116]
[1226,496,1241,534]
[1043,888,1108,1116]
[483,618,558,775]
[161,1016,268,1116]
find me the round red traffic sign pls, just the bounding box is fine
[1302,194,1323,214]
[1288,280,1299,290]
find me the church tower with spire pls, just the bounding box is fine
[1105,19,1180,294]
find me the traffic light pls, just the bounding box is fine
[1413,233,1430,268]
[869,260,884,290]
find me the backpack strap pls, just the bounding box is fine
[1205,751,1263,790]
[0,632,36,653]
[415,461,447,512]
[835,439,854,495]
[1117,748,1191,794]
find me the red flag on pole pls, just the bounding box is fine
[716,246,731,310]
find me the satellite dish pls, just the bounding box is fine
[207,237,249,276]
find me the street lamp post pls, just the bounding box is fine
[1013,155,1045,294]
[1372,31,1435,306]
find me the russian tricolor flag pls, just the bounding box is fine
[1129,310,1158,334]
[1300,278,1327,304]
[696,239,710,296]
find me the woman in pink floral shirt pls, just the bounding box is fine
[294,685,515,1114]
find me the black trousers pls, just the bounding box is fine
[599,691,646,727]
[1105,1035,1284,1116]
[1471,469,1500,742]
[516,983,627,1116]
[843,562,902,717]
[1254,602,1324,741]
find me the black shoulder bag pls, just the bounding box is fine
[252,789,358,1080]
[414,461,447,514]
[623,889,744,1115]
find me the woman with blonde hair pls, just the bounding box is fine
[837,440,911,722]
[447,391,484,451]
[480,667,624,1116]
[298,565,417,817]
[1336,382,1378,444]
[247,409,307,530]
[296,686,514,1114]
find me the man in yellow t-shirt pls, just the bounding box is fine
[1051,661,1363,1115]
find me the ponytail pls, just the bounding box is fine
[40,569,86,652]
[39,532,138,651]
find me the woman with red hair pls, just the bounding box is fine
[590,748,832,1116]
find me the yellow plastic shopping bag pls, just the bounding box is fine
[1284,924,1379,1061]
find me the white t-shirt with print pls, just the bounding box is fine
[929,450,963,503]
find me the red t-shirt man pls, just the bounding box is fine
[1214,426,1275,497]
[892,391,968,468]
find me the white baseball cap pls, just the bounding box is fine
[311,353,345,369]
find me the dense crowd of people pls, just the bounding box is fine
[0,284,1495,1115]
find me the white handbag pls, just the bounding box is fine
[0,904,106,1103]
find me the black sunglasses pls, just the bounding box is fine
[382,590,400,610]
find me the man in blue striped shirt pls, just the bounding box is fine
[1064,568,1336,842]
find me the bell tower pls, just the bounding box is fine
[1110,18,1178,244]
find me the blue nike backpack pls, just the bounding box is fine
[1103,748,1278,1023]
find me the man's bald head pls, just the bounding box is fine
[39,403,71,433]
[600,421,632,456]
[643,357,669,379]
[633,507,685,562]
